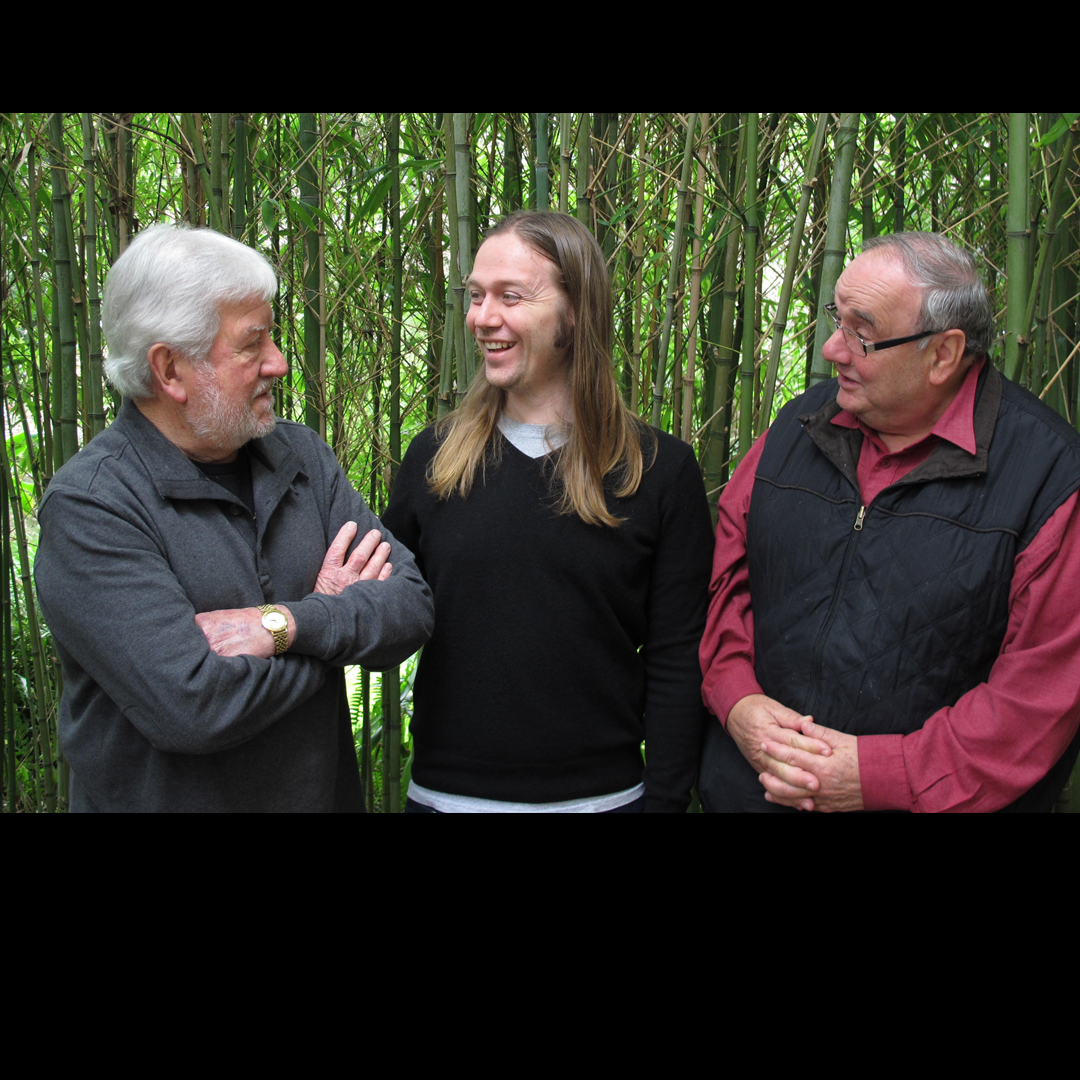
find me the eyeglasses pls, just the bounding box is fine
[824,303,942,358]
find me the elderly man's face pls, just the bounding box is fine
[186,299,286,457]
[823,252,939,440]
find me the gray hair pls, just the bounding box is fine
[102,224,278,399]
[862,232,994,360]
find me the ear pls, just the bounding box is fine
[147,343,189,405]
[927,329,968,387]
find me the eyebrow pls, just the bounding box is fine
[851,307,876,328]
[463,275,527,291]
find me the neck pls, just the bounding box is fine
[503,382,572,427]
[873,367,971,453]
[134,397,239,463]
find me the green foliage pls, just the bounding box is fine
[3,112,1078,811]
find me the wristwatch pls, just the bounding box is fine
[258,604,289,655]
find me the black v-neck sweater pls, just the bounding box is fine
[382,425,714,811]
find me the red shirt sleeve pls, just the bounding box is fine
[860,490,1080,812]
[699,435,767,726]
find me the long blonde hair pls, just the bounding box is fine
[427,211,651,527]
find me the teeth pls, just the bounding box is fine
[484,342,513,351]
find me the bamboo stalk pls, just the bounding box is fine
[1021,124,1076,361]
[758,113,828,434]
[0,386,55,811]
[576,114,591,225]
[651,113,699,427]
[681,114,709,443]
[232,114,248,240]
[1005,113,1031,382]
[81,113,105,438]
[452,113,474,387]
[25,133,54,482]
[299,112,325,434]
[737,112,759,461]
[810,112,859,384]
[535,112,549,210]
[559,113,571,213]
[47,113,79,465]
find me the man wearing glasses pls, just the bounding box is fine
[699,232,1080,812]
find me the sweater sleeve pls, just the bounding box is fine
[699,433,768,726]
[35,485,333,756]
[280,436,433,671]
[641,442,716,812]
[859,490,1080,812]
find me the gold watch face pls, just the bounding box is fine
[262,611,287,632]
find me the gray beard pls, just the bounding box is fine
[188,370,277,452]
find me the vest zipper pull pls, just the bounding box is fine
[854,505,866,531]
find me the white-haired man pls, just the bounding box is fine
[35,225,432,812]
[699,232,1080,813]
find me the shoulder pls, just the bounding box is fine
[996,371,1080,457]
[640,424,699,479]
[401,424,441,462]
[264,417,336,463]
[40,417,150,519]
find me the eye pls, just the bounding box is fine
[502,292,521,304]
[468,290,482,304]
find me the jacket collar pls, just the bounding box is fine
[115,399,305,504]
[799,361,1002,487]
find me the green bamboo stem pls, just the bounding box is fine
[181,113,223,233]
[443,114,466,405]
[1005,112,1030,382]
[576,114,591,225]
[559,113,571,213]
[681,114,708,443]
[210,112,225,230]
[758,113,828,435]
[702,121,745,502]
[651,112,699,427]
[810,112,859,384]
[9,307,44,502]
[381,665,402,813]
[48,113,79,465]
[737,112,759,462]
[1021,125,1076,359]
[0,392,55,811]
[388,113,403,485]
[81,114,105,438]
[232,114,248,240]
[630,118,646,415]
[25,134,54,482]
[535,112,549,210]
[452,113,474,387]
[384,116,404,809]
[299,112,324,435]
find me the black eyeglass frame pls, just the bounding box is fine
[824,303,943,357]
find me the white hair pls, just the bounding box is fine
[102,224,277,399]
[863,232,994,360]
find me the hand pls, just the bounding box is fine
[195,605,295,659]
[758,717,863,813]
[314,522,392,596]
[726,694,831,770]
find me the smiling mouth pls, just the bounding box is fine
[481,341,514,352]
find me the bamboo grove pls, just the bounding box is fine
[3,112,1078,812]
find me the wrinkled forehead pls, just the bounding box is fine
[836,250,919,326]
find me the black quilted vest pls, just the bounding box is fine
[712,363,1080,812]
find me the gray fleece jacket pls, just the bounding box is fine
[35,401,433,812]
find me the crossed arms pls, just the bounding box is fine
[196,523,393,658]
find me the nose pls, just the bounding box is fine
[822,326,848,367]
[263,341,287,378]
[468,295,501,332]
